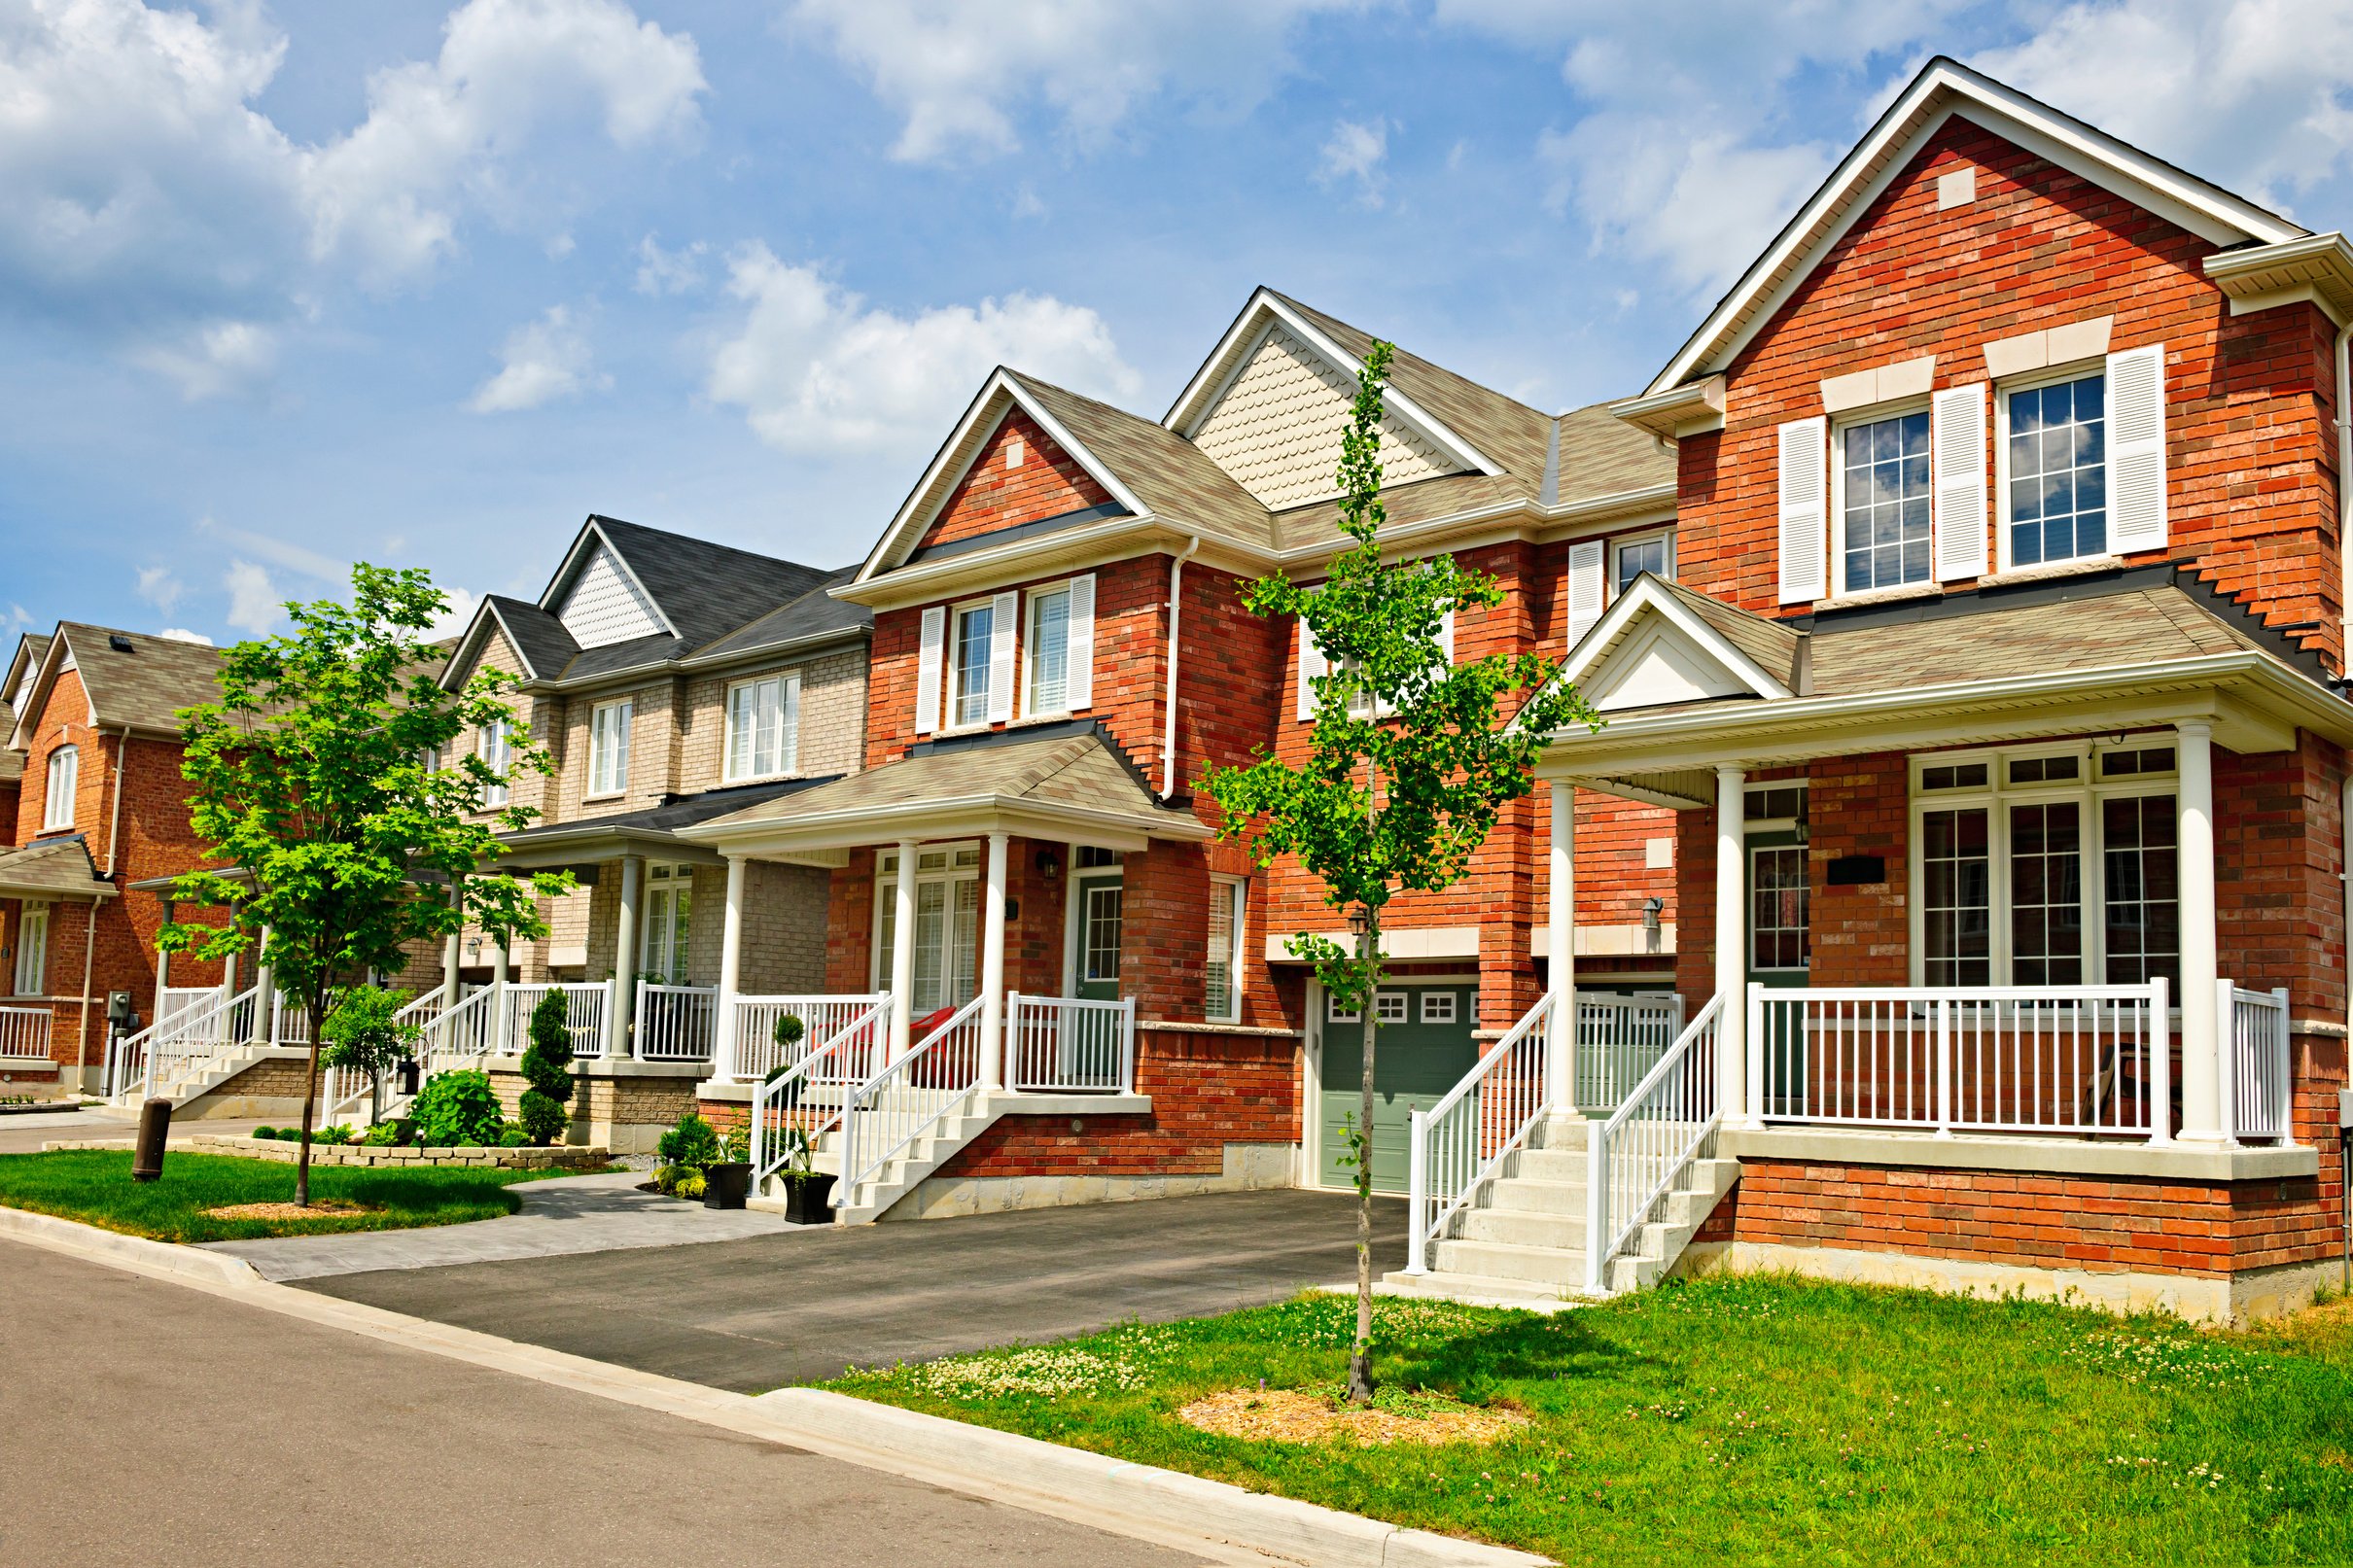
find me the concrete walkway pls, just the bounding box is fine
[203,1169,812,1281]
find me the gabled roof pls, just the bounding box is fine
[1012,373,1275,549]
[1643,55,2306,397]
[8,624,226,749]
[1558,575,1799,713]
[0,833,116,900]
[0,633,48,782]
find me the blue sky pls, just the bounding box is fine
[7,0,2353,645]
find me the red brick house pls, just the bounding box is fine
[683,291,1681,1222]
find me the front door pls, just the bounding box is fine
[1747,833,1812,1113]
[1318,984,1479,1195]
[1071,872,1123,1002]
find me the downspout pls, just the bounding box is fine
[1160,536,1202,799]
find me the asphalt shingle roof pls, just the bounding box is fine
[0,834,114,899]
[1009,374,1277,551]
[54,625,227,734]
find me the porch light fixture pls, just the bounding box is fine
[1348,906,1372,938]
[1642,897,1664,935]
[1036,848,1062,882]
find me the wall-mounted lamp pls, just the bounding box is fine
[1792,818,1810,845]
[1642,896,1665,935]
[1347,906,1372,938]
[1036,848,1063,883]
[466,937,482,962]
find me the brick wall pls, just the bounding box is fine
[914,409,1111,555]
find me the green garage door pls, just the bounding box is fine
[1318,984,1479,1195]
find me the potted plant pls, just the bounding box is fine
[703,1121,753,1210]
[774,1124,835,1224]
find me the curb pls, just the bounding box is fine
[0,1204,265,1287]
[2,1206,1550,1567]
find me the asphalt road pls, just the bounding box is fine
[1,1240,1206,1568]
[309,1188,1404,1391]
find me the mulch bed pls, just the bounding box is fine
[201,1200,379,1222]
[1175,1387,1528,1447]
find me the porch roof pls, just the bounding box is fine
[489,777,836,870]
[1540,567,2353,800]
[0,834,116,901]
[678,729,1213,858]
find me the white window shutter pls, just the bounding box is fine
[1776,417,1827,605]
[1437,605,1455,664]
[2107,343,2167,553]
[1296,620,1327,721]
[987,590,1017,722]
[1064,574,1096,711]
[1931,383,1987,581]
[914,607,945,736]
[1564,540,1604,643]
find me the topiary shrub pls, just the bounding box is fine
[516,989,577,1146]
[655,1111,720,1169]
[409,1068,505,1148]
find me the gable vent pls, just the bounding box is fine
[557,541,666,650]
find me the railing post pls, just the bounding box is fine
[2214,977,2238,1146]
[1585,1115,1608,1295]
[2271,987,2296,1146]
[1934,997,1953,1138]
[2148,977,2172,1145]
[1744,983,1766,1127]
[1004,992,1024,1092]
[1121,998,1137,1094]
[1405,1107,1429,1274]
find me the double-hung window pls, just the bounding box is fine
[478,717,511,809]
[41,746,76,831]
[1025,586,1072,715]
[13,905,48,995]
[724,674,798,782]
[1206,877,1246,1024]
[640,863,691,982]
[588,699,631,796]
[952,603,995,728]
[1836,409,1933,593]
[1610,530,1675,597]
[2002,371,2107,569]
[1912,744,2178,989]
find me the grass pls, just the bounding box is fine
[0,1149,575,1242]
[826,1277,2353,1565]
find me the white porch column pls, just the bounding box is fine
[890,839,920,1059]
[1544,783,1578,1115]
[978,832,1009,1090]
[609,854,644,1059]
[716,854,748,1081]
[488,936,511,1058]
[440,883,465,1009]
[2176,719,2225,1143]
[1715,764,1754,1128]
[252,923,273,1045]
[152,900,171,1028]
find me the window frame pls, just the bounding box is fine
[870,842,983,1004]
[1205,875,1247,1024]
[1828,401,1935,599]
[723,672,800,784]
[948,598,997,731]
[586,698,632,799]
[41,745,76,832]
[1022,581,1075,719]
[1905,740,2181,989]
[13,903,49,996]
[477,716,512,810]
[1994,361,2117,575]
[1608,528,1677,600]
[639,862,693,982]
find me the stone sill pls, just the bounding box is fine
[984,1091,1151,1117]
[1818,580,1944,610]
[1138,1020,1305,1039]
[1977,554,2123,588]
[1721,1126,2319,1182]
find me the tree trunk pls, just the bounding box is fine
[1347,908,1381,1405]
[294,995,323,1207]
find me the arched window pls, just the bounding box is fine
[42,745,76,831]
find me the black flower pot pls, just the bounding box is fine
[783,1172,836,1224]
[703,1161,752,1210]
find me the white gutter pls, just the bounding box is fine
[1161,536,1201,797]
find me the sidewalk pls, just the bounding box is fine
[202,1169,814,1280]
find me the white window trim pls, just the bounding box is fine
[41,746,76,832]
[1419,990,1457,1025]
[1207,874,1247,1024]
[1607,528,1676,600]
[586,698,632,800]
[944,597,998,734]
[1905,740,2181,989]
[13,903,49,996]
[1993,359,2119,576]
[1829,401,1934,601]
[479,717,511,811]
[1022,580,1075,720]
[723,672,801,784]
[869,841,983,994]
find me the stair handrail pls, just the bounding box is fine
[833,994,985,1215]
[115,982,263,1101]
[420,984,497,1069]
[749,995,892,1191]
[1585,992,1726,1294]
[1403,993,1554,1274]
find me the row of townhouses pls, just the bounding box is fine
[1,58,2345,1319]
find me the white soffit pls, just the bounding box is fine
[1644,57,2303,398]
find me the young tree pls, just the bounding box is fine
[319,986,421,1128]
[1201,342,1596,1403]
[160,565,570,1204]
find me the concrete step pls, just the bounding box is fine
[1486,1176,1587,1216]
[1502,1146,1589,1183]
[1431,1237,1593,1288]
[1457,1206,1589,1248]
[1526,1116,1591,1153]
[1378,1271,1596,1307]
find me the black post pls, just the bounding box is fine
[131,1098,172,1183]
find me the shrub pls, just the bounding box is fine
[251,1127,277,1140]
[409,1069,505,1148]
[656,1112,720,1169]
[360,1121,404,1147]
[675,1169,707,1201]
[516,989,577,1146]
[312,1124,356,1146]
[321,987,420,1120]
[651,1163,689,1195]
[721,1123,750,1164]
[498,1127,529,1147]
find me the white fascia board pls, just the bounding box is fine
[1559,579,1794,699]
[1164,289,1506,478]
[5,630,70,752]
[2204,232,2353,328]
[856,371,1151,586]
[1646,59,2303,397]
[441,599,526,690]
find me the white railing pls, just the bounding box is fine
[1748,981,2170,1141]
[634,984,718,1062]
[1587,993,1726,1293]
[158,984,220,1026]
[1007,993,1136,1093]
[834,995,985,1214]
[1574,993,1684,1113]
[2223,983,2295,1144]
[1405,993,1554,1274]
[0,1005,51,1061]
[115,983,263,1100]
[729,994,891,1083]
[422,985,496,1066]
[267,993,315,1047]
[749,995,893,1194]
[502,982,610,1058]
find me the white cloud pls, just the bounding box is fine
[706,244,1141,456]
[6,605,30,630]
[634,232,707,296]
[135,565,185,615]
[1317,118,1390,206]
[224,561,282,634]
[156,627,214,645]
[468,304,610,412]
[427,585,481,643]
[0,0,705,390]
[195,516,346,583]
[789,0,1362,162]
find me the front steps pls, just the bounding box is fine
[1382,1113,1739,1304]
[752,1090,1004,1225]
[113,1043,272,1111]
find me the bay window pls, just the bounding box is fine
[725,674,799,782]
[588,699,631,796]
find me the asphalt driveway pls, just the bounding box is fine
[306,1188,1404,1392]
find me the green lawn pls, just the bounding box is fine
[826,1277,2353,1565]
[0,1149,572,1242]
